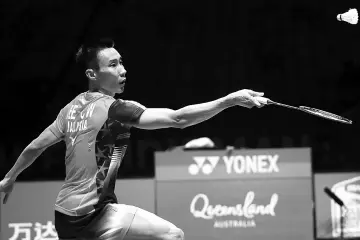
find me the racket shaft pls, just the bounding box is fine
[269,101,300,110]
[255,97,300,110]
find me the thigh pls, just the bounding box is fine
[125,207,178,240]
[79,204,137,240]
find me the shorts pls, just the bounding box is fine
[55,204,138,240]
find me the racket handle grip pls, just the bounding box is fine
[254,96,271,105]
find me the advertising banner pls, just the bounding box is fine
[0,179,155,240]
[315,172,360,239]
[155,148,313,240]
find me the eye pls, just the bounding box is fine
[110,63,117,67]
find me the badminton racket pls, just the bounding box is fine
[255,97,352,124]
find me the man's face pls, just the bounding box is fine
[95,48,126,95]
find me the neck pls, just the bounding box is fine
[88,86,115,97]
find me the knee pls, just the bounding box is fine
[169,228,184,240]
[177,228,185,240]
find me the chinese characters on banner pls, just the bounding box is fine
[9,221,58,240]
[1,180,155,240]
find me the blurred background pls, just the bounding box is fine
[1,0,360,239]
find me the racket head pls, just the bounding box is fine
[299,106,352,124]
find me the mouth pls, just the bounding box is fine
[118,77,126,86]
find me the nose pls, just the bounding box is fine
[119,68,126,76]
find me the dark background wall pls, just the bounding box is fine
[1,0,360,180]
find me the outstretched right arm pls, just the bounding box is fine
[108,89,266,130]
[132,89,266,130]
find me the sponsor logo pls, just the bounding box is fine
[188,156,220,175]
[69,136,77,146]
[190,192,278,228]
[189,154,279,175]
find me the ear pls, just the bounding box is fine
[85,69,97,81]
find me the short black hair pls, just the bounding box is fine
[75,38,115,71]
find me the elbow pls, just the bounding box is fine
[27,139,45,153]
[177,119,192,129]
[172,117,187,129]
[177,122,187,129]
[171,110,188,129]
[172,120,187,129]
[28,139,41,151]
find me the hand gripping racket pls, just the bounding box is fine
[255,97,353,124]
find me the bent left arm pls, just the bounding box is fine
[5,125,62,180]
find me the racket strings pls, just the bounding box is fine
[305,107,343,119]
[267,99,352,124]
[300,106,352,123]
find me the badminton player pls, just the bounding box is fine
[0,38,265,240]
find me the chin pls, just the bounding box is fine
[116,88,124,94]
